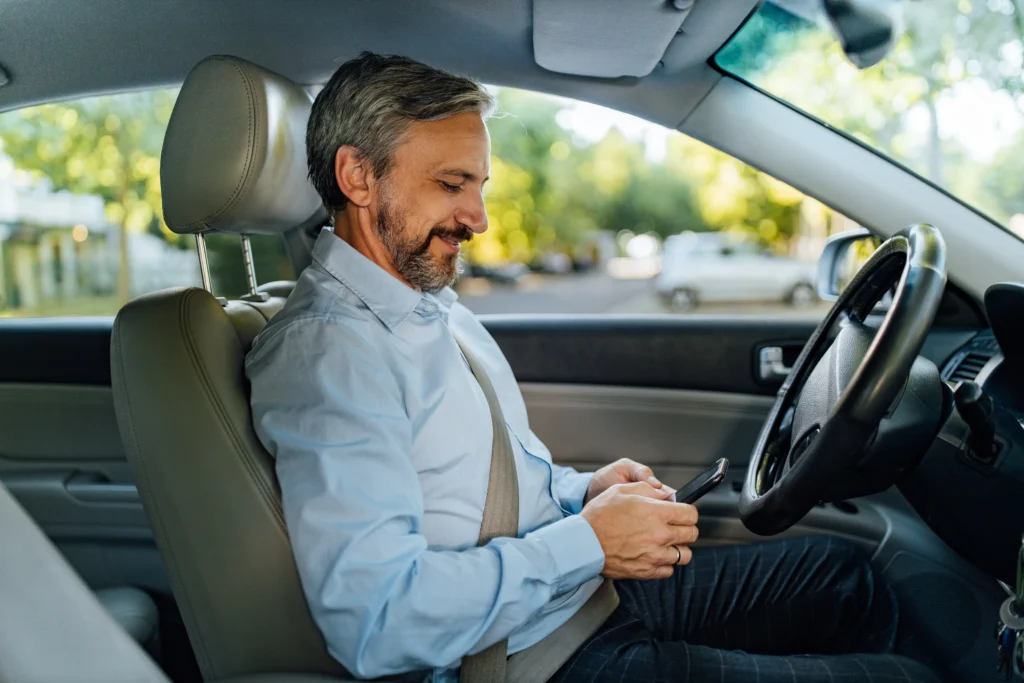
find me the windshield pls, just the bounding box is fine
[716,0,1024,240]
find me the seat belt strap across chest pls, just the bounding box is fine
[456,338,519,683]
[456,338,618,683]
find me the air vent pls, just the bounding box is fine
[941,330,1000,383]
[946,352,991,383]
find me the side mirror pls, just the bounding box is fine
[817,228,886,306]
[823,0,903,69]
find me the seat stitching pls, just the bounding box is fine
[179,290,287,532]
[178,58,259,232]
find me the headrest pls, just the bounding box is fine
[161,55,327,235]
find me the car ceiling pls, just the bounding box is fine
[0,0,757,127]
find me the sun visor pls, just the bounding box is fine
[533,0,696,78]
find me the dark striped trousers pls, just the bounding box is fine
[552,536,941,683]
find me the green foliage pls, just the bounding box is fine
[0,88,292,300]
[718,0,1024,236]
[983,129,1024,222]
[0,90,176,225]
[0,89,182,302]
[472,88,815,264]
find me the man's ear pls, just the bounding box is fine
[334,146,372,207]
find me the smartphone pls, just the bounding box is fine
[673,458,729,505]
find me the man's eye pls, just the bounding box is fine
[441,182,461,193]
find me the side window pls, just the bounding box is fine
[459,87,865,317]
[0,89,292,317]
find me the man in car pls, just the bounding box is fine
[246,52,938,683]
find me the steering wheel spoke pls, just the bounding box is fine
[756,405,794,495]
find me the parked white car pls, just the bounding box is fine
[656,232,817,311]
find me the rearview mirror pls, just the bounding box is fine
[823,0,903,69]
[817,228,885,305]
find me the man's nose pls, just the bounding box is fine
[455,190,488,234]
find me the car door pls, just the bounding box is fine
[476,313,973,545]
[0,306,973,559]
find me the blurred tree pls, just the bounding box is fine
[0,88,295,301]
[893,0,1024,184]
[477,90,713,265]
[982,129,1024,223]
[480,89,585,264]
[476,84,820,266]
[718,0,1024,226]
[665,134,805,246]
[0,89,181,303]
[591,131,705,241]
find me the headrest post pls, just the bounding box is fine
[240,234,259,296]
[195,233,213,293]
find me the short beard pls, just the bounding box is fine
[375,187,472,293]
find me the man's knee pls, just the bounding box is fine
[803,535,879,580]
[805,534,866,564]
[802,536,901,648]
[805,536,892,604]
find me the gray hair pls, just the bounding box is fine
[307,52,495,212]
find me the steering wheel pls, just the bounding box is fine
[740,224,948,535]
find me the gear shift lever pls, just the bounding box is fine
[954,381,998,462]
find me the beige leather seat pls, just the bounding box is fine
[111,55,351,681]
[0,480,171,683]
[0,479,350,683]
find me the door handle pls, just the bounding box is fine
[758,346,793,381]
[65,472,139,504]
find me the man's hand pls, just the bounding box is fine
[580,482,699,580]
[585,458,674,505]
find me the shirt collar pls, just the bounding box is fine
[422,281,459,325]
[311,227,459,332]
[431,285,458,312]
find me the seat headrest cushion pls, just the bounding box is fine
[161,55,327,235]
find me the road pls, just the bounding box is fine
[456,273,649,315]
[456,273,832,317]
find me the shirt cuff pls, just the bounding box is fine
[555,470,594,515]
[527,514,605,595]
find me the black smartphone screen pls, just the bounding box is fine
[673,458,729,505]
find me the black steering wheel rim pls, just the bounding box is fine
[739,224,947,535]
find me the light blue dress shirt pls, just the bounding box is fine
[246,228,606,681]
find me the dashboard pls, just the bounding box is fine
[899,283,1024,583]
[942,329,1023,412]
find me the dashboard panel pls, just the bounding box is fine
[900,284,1024,584]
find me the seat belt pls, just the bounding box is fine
[456,339,619,683]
